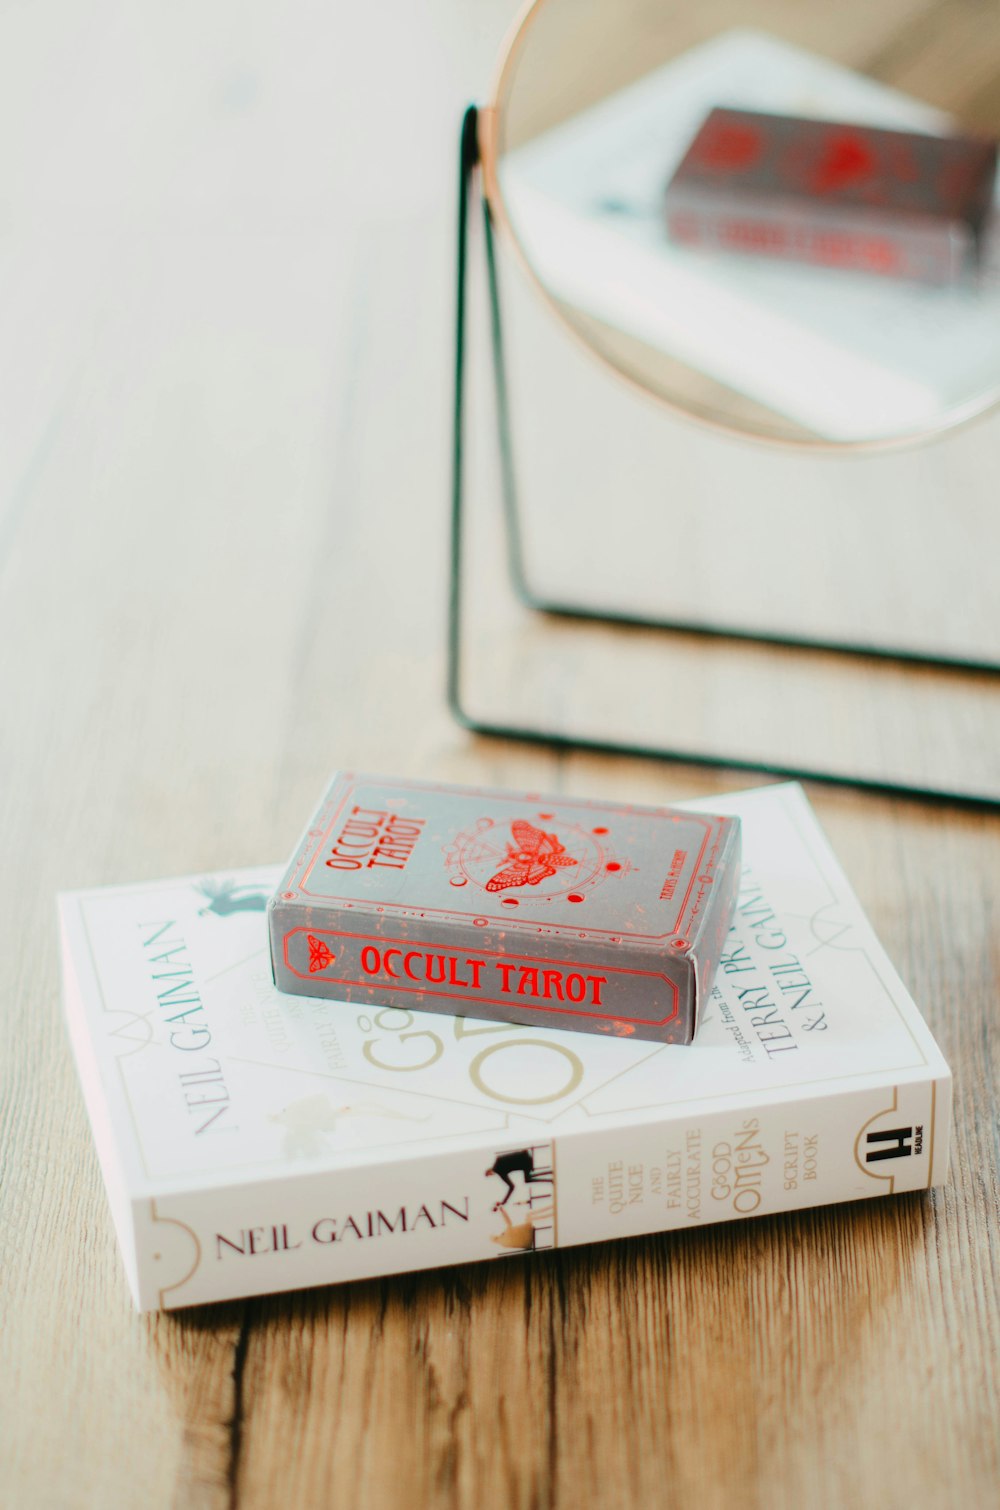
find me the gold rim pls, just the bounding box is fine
[479,0,1000,454]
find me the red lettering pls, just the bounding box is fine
[517,967,539,997]
[448,958,469,989]
[566,973,586,1003]
[383,949,401,979]
[541,969,564,1001]
[404,951,421,981]
[360,947,380,975]
[426,955,447,985]
[468,959,485,989]
[383,817,424,838]
[496,961,515,993]
[587,974,607,1007]
[344,821,380,841]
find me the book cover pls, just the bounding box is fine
[58,783,951,1312]
[267,773,742,1044]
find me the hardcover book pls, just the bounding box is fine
[58,783,951,1312]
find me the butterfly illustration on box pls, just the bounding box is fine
[486,820,580,893]
[445,812,614,902]
[307,934,334,973]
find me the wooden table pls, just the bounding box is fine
[1,3,998,1507]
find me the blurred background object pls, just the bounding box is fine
[495,0,1000,444]
[448,0,1000,803]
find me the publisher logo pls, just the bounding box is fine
[864,1125,922,1163]
[484,1142,557,1254]
[855,1089,932,1193]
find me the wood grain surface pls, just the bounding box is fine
[1,3,998,1508]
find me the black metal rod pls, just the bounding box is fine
[516,598,1000,676]
[447,105,479,719]
[448,707,1000,811]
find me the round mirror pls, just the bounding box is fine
[488,0,1000,446]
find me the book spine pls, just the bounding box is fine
[134,1072,948,1310]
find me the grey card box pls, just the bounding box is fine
[268,774,741,1044]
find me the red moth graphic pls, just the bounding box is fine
[308,935,334,973]
[486,820,579,893]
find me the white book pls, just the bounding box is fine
[59,782,950,1311]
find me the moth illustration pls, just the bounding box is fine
[486,820,579,893]
[307,935,334,973]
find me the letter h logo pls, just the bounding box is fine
[865,1126,914,1163]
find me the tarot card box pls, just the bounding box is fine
[267,774,741,1044]
[665,106,997,283]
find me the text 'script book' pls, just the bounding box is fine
[59,784,950,1311]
